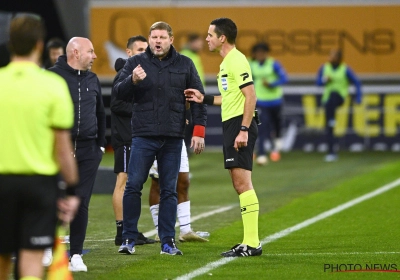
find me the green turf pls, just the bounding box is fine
[68,151,400,279]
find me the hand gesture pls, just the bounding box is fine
[132,64,147,84]
[184,89,203,103]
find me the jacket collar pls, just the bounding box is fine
[54,55,90,76]
[145,45,177,62]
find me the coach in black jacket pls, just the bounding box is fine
[114,22,207,256]
[49,37,106,271]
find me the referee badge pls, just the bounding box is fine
[221,74,228,91]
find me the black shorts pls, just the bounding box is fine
[0,174,58,253]
[114,144,131,173]
[222,116,258,171]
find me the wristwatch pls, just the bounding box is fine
[240,125,249,131]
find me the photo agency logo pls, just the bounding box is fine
[324,263,399,273]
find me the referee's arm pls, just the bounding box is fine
[240,84,257,128]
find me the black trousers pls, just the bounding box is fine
[257,105,282,155]
[69,141,103,255]
[324,92,344,154]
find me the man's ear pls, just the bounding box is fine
[170,36,174,44]
[219,35,226,43]
[73,48,79,59]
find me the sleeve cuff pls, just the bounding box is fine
[193,125,205,138]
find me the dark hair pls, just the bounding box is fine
[252,42,270,53]
[46,37,65,51]
[210,18,237,44]
[149,21,173,37]
[126,35,147,48]
[336,49,343,61]
[187,33,201,43]
[9,14,46,56]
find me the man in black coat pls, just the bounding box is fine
[49,37,106,272]
[114,22,207,256]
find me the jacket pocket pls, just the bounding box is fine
[169,68,188,89]
[132,102,154,128]
[169,102,185,131]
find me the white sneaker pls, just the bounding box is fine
[68,254,87,272]
[179,231,209,242]
[42,248,53,267]
[256,155,268,165]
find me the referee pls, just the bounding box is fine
[0,14,79,280]
[185,18,262,257]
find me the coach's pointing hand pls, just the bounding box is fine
[132,64,146,84]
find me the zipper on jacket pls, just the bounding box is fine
[74,70,81,157]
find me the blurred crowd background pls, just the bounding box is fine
[1,0,399,152]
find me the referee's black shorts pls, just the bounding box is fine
[113,144,131,173]
[0,174,58,253]
[222,115,258,171]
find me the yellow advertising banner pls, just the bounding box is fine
[91,5,399,77]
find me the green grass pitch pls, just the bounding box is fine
[68,151,400,279]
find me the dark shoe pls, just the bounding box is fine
[160,239,183,255]
[114,235,122,246]
[135,232,156,245]
[118,239,135,254]
[221,243,262,257]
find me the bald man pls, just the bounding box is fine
[49,37,106,272]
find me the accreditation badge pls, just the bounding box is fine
[221,74,228,91]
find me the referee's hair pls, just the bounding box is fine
[210,18,237,44]
[126,35,147,49]
[9,14,46,56]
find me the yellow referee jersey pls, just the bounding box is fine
[217,48,254,122]
[0,62,73,175]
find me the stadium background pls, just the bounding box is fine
[1,0,399,152]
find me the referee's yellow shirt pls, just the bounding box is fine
[0,62,73,175]
[217,48,254,122]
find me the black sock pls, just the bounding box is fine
[116,220,123,237]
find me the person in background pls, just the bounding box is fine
[0,14,79,280]
[316,49,362,162]
[180,33,206,156]
[49,37,106,272]
[114,21,207,256]
[185,17,262,258]
[111,35,155,246]
[180,33,205,85]
[0,43,10,67]
[250,42,288,165]
[43,37,65,69]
